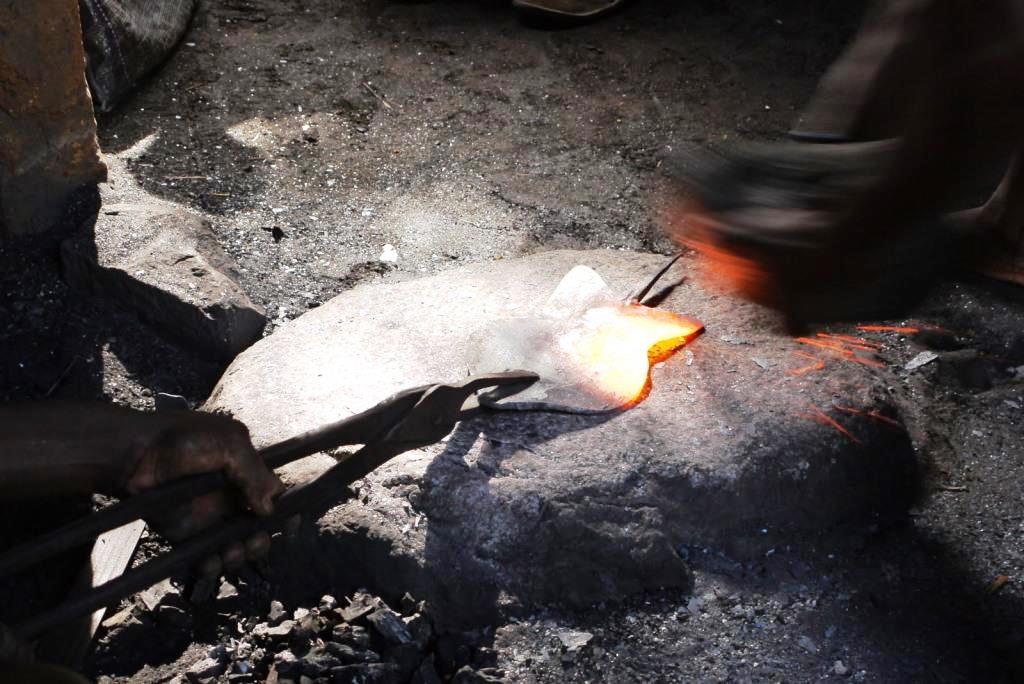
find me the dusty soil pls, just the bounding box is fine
[2,0,1023,681]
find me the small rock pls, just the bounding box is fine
[300,647,342,677]
[905,351,938,371]
[187,648,227,682]
[274,649,301,677]
[139,578,181,612]
[833,660,850,676]
[404,613,433,650]
[367,608,413,645]
[319,594,338,611]
[380,244,399,264]
[262,620,296,641]
[332,623,372,649]
[293,607,310,622]
[686,597,704,614]
[217,579,240,602]
[100,607,138,631]
[268,600,287,625]
[556,630,593,653]
[798,636,818,654]
[340,591,381,623]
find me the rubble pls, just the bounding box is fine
[186,645,228,682]
[93,586,501,683]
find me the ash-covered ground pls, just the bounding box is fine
[2,0,1023,681]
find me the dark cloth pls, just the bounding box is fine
[79,0,197,111]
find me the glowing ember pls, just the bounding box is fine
[560,304,703,406]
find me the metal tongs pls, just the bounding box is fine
[4,371,538,638]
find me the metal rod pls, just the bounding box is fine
[624,253,683,305]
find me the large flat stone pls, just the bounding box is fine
[206,250,919,628]
[61,197,266,361]
[0,0,106,239]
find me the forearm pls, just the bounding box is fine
[0,402,180,498]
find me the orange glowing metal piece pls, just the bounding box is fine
[561,305,703,406]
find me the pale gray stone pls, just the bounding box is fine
[62,199,266,361]
[207,250,919,628]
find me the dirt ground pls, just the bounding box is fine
[2,0,1024,681]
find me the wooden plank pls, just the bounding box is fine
[44,520,146,669]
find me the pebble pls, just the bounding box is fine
[905,351,938,371]
[367,608,414,645]
[833,660,850,676]
[556,629,594,652]
[186,646,227,682]
[268,600,287,625]
[217,580,240,602]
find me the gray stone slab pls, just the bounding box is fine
[62,198,266,361]
[206,250,918,628]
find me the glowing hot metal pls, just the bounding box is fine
[470,263,703,413]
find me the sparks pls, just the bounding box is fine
[788,351,825,376]
[832,404,902,427]
[799,405,862,444]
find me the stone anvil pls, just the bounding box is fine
[207,249,920,629]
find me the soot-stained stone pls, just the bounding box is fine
[61,197,266,362]
[206,250,920,629]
